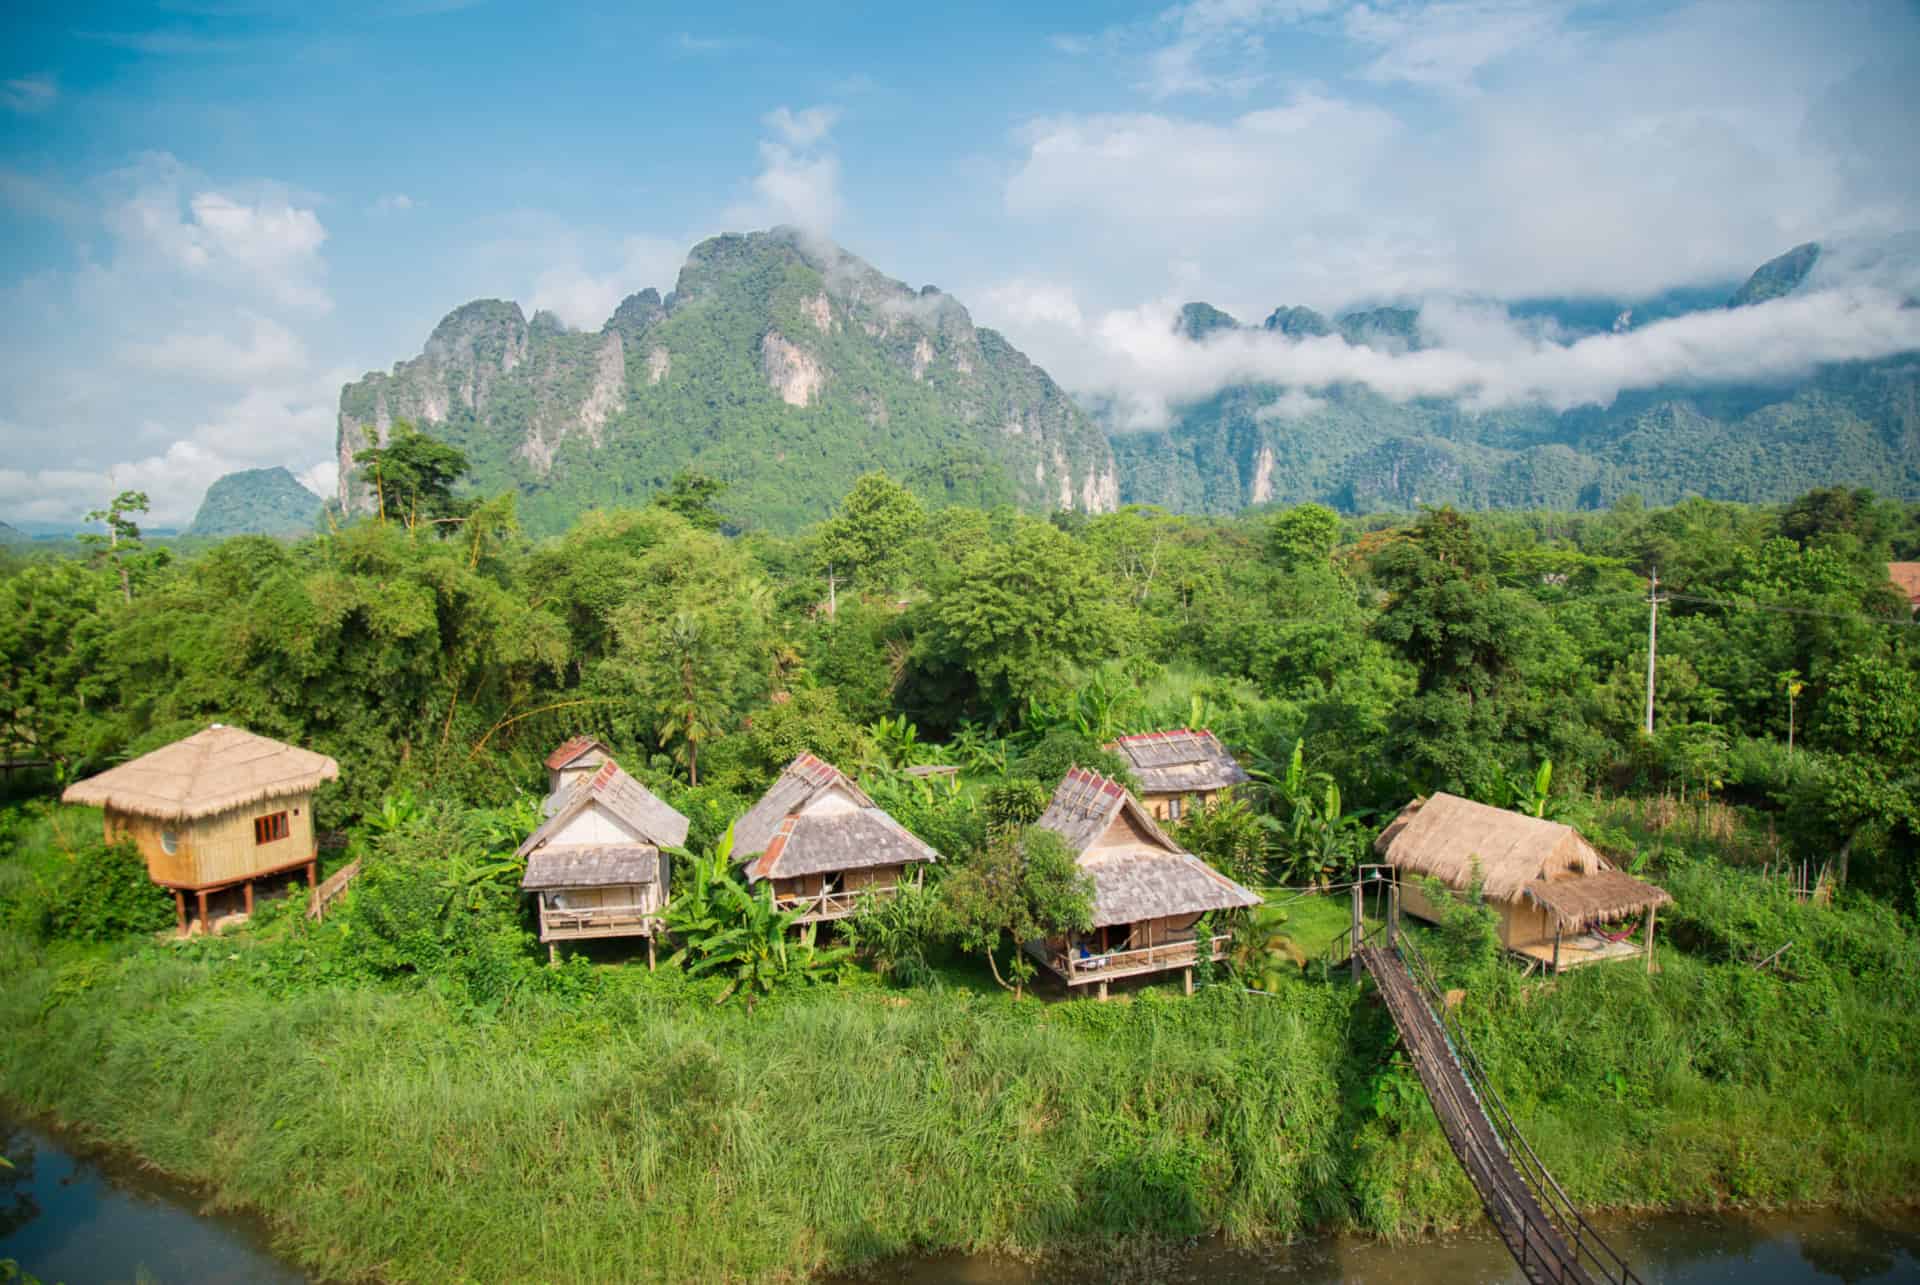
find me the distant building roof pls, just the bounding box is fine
[61,725,338,823]
[1104,729,1250,796]
[1036,766,1261,928]
[545,735,614,771]
[1890,563,1920,608]
[516,760,689,860]
[733,753,939,881]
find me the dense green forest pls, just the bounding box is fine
[2,468,1919,1282]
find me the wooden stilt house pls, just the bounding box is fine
[517,755,688,963]
[1376,793,1673,973]
[1028,767,1261,998]
[731,754,938,925]
[1103,729,1250,822]
[61,724,338,933]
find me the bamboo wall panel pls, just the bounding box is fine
[191,795,315,886]
[106,809,196,886]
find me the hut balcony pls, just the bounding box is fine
[1028,930,1235,986]
[537,898,664,942]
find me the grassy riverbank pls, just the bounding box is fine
[4,800,1919,1283]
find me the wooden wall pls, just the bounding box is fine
[108,794,315,890]
[544,882,660,913]
[843,863,903,892]
[105,810,196,886]
[1142,790,1216,821]
[1395,877,1552,948]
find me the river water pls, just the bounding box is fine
[2,1117,1916,1283]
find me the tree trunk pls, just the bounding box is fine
[1838,824,1859,887]
[983,943,1015,994]
[689,738,699,787]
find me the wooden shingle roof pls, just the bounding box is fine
[516,760,689,858]
[733,754,938,881]
[1036,766,1261,928]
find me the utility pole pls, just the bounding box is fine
[1644,567,1663,736]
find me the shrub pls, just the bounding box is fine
[1012,729,1133,793]
[984,777,1050,830]
[45,836,174,942]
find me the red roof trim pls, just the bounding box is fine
[545,735,610,771]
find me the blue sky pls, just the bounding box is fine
[2,0,1917,523]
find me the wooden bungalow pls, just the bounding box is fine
[731,753,938,925]
[516,756,688,964]
[1376,793,1673,973]
[61,724,338,933]
[1103,729,1251,822]
[1028,767,1262,998]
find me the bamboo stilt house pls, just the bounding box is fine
[1029,767,1261,997]
[61,724,338,933]
[1103,729,1250,822]
[517,753,688,961]
[730,754,938,925]
[1376,793,1673,973]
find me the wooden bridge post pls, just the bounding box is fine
[1387,880,1399,949]
[1350,881,1363,981]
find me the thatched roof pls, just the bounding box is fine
[1038,767,1261,928]
[522,846,665,890]
[545,735,614,771]
[61,725,338,823]
[1376,793,1670,926]
[1524,869,1672,932]
[517,760,688,858]
[1104,729,1250,796]
[735,754,939,881]
[1891,562,1920,608]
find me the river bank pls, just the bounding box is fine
[5,1110,1920,1285]
[4,902,1919,1283]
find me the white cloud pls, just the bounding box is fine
[1345,0,1574,92]
[371,192,415,213]
[108,154,331,313]
[124,315,309,383]
[3,74,57,113]
[0,154,347,527]
[987,284,1920,433]
[763,105,840,147]
[727,104,843,233]
[529,235,686,330]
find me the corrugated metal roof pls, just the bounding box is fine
[1104,729,1250,795]
[521,845,664,890]
[517,760,689,857]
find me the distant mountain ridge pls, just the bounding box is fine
[187,467,322,538]
[1112,242,1920,514]
[335,228,1116,534]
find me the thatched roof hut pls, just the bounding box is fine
[1105,729,1250,796]
[62,724,338,932]
[1891,562,1920,611]
[1376,793,1672,971]
[63,724,337,823]
[731,754,938,923]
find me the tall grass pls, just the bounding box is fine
[3,797,1919,1281]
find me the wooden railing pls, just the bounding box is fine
[1052,932,1233,980]
[539,900,663,939]
[769,884,902,921]
[307,859,361,921]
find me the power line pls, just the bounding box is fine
[1661,591,1918,628]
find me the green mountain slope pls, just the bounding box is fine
[337,229,1116,534]
[187,467,323,537]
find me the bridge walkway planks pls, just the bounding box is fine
[1357,943,1602,1285]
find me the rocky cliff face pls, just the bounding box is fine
[337,229,1116,533]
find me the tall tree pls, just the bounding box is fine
[651,470,729,532]
[354,422,472,532]
[817,471,925,592]
[81,490,150,604]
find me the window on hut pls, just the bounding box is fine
[253,812,290,845]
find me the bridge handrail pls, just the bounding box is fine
[1392,931,1644,1285]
